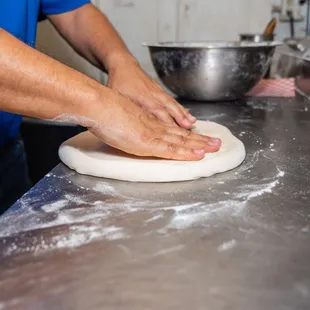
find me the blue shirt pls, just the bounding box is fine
[0,0,90,147]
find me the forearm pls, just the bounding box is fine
[0,28,112,124]
[48,3,138,73]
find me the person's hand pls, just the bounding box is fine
[107,62,196,129]
[83,89,221,161]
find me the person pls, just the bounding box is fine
[0,1,221,212]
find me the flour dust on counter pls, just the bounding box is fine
[0,142,286,257]
[58,121,246,182]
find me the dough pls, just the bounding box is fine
[59,121,246,182]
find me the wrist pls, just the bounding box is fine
[55,82,113,129]
[77,85,115,127]
[105,52,139,73]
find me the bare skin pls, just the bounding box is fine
[48,3,197,128]
[0,29,220,160]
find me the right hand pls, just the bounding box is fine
[85,90,221,161]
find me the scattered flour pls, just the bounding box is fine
[269,143,275,152]
[205,113,225,120]
[3,220,127,256]
[145,214,164,223]
[158,167,286,231]
[151,245,184,257]
[247,100,278,112]
[164,200,244,230]
[237,168,285,200]
[92,182,118,195]
[53,226,126,250]
[217,239,237,252]
[41,200,67,213]
[0,152,287,257]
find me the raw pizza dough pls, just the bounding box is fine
[59,121,246,182]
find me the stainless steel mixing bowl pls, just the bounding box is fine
[239,33,275,43]
[146,41,281,101]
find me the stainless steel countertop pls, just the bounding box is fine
[1,97,310,310]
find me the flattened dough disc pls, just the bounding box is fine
[59,121,246,182]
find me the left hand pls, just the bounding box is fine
[107,62,196,129]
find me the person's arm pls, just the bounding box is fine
[0,28,99,121]
[0,28,220,160]
[47,3,196,129]
[47,3,135,73]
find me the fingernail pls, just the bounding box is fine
[207,138,221,146]
[188,114,196,122]
[194,149,206,155]
[183,118,192,127]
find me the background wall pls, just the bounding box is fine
[36,0,273,81]
[271,0,308,40]
[36,19,101,82]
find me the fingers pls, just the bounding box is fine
[184,108,197,123]
[161,133,220,153]
[137,96,178,127]
[167,126,222,151]
[149,138,206,161]
[139,122,221,160]
[156,93,196,128]
[150,108,178,127]
[130,88,196,129]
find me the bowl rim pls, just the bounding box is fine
[239,33,276,37]
[143,40,282,49]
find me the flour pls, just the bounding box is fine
[163,200,244,230]
[0,149,286,257]
[153,166,286,232]
[41,200,67,212]
[237,168,285,200]
[145,214,164,223]
[4,225,127,256]
[0,177,128,256]
[217,239,237,252]
[151,245,184,257]
[247,100,279,112]
[246,180,279,199]
[205,113,225,120]
[53,226,126,249]
[92,182,118,195]
[63,194,87,205]
[269,143,276,152]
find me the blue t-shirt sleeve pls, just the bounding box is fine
[41,0,91,15]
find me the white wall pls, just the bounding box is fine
[36,0,273,81]
[36,19,101,82]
